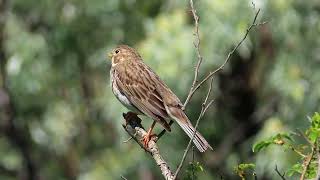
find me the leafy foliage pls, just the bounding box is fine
[253,112,320,179]
[184,161,204,180]
[252,133,292,152]
[234,163,256,180]
[307,112,320,143]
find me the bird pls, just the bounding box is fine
[108,45,213,152]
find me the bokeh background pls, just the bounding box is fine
[0,0,320,179]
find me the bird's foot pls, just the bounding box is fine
[142,130,156,148]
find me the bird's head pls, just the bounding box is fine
[108,45,142,67]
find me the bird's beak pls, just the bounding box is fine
[108,52,113,60]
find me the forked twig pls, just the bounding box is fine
[183,8,266,108]
[173,2,264,179]
[275,165,286,180]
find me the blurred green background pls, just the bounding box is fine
[0,0,320,179]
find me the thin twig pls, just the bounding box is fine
[183,0,203,111]
[120,175,128,180]
[173,96,214,179]
[296,129,315,148]
[275,165,286,180]
[123,137,133,143]
[173,107,207,179]
[183,8,265,108]
[192,146,195,180]
[203,77,214,105]
[287,144,306,158]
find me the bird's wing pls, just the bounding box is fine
[140,64,213,152]
[114,68,171,131]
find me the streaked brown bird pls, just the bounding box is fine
[108,45,212,152]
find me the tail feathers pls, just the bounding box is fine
[166,106,213,152]
[175,120,213,152]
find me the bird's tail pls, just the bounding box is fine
[167,106,213,152]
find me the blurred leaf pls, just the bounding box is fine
[234,163,256,180]
[287,163,303,177]
[252,140,273,153]
[307,112,320,143]
[184,161,204,180]
[253,133,292,152]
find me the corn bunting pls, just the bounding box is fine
[108,45,212,152]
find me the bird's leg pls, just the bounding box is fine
[142,121,156,148]
[157,120,174,141]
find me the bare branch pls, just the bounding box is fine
[203,77,214,105]
[183,0,203,111]
[158,4,214,139]
[173,77,215,179]
[275,165,286,180]
[183,8,264,107]
[122,113,174,180]
[173,101,213,179]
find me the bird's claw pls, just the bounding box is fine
[142,133,156,148]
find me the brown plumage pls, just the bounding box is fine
[108,45,213,152]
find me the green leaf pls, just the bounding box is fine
[287,163,303,177]
[308,129,319,143]
[307,112,320,143]
[184,162,204,180]
[275,133,293,141]
[238,163,256,170]
[305,162,317,179]
[234,163,256,180]
[311,112,320,129]
[252,140,273,152]
[252,133,292,152]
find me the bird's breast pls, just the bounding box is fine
[110,69,142,114]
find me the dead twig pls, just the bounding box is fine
[183,8,266,108]
[173,77,214,179]
[173,1,264,179]
[183,0,203,111]
[157,0,203,141]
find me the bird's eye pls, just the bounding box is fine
[115,50,120,54]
